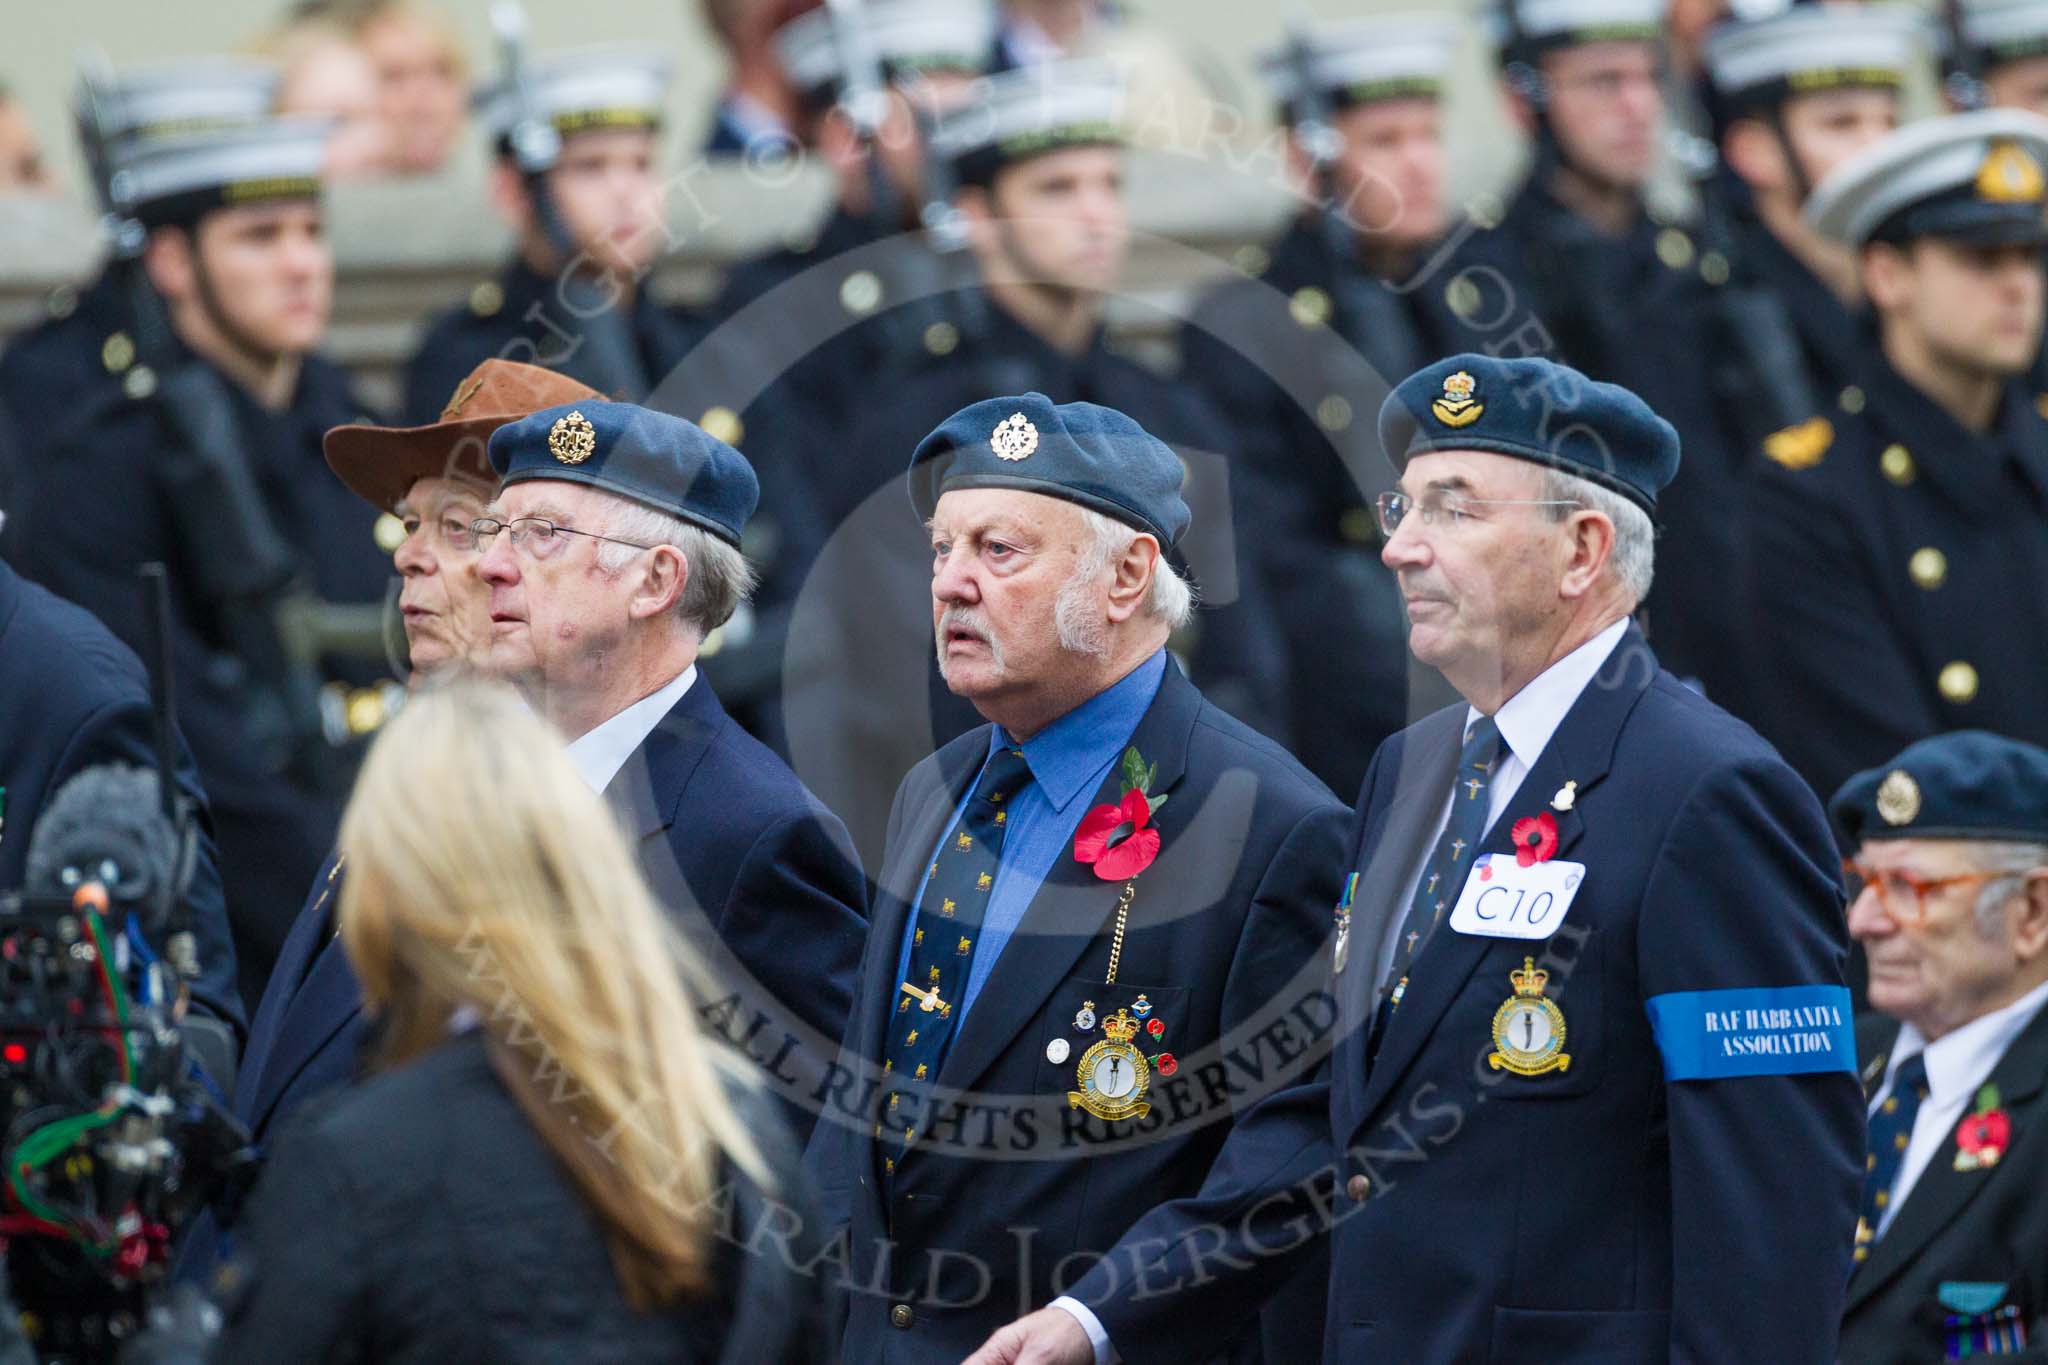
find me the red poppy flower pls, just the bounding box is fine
[1957,1109,2012,1159]
[1073,789,1161,881]
[1512,811,1559,868]
[1155,1053,1178,1077]
[1146,1017,1165,1037]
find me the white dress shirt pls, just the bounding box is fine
[564,666,697,794]
[1870,977,2048,1237]
[1053,620,1632,1365]
[1372,617,1630,984]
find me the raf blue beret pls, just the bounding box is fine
[488,400,759,548]
[1378,353,1681,515]
[907,392,1191,548]
[1832,731,2048,844]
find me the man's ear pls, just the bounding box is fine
[626,544,690,622]
[141,225,197,304]
[1722,118,1787,194]
[2013,869,2048,964]
[1861,241,1912,313]
[487,158,535,235]
[1105,534,1159,625]
[1557,508,1618,602]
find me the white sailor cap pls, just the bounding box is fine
[1704,4,1928,108]
[81,57,280,147]
[774,0,995,102]
[1260,14,1462,113]
[1954,0,2048,69]
[1492,0,1667,57]
[929,59,1128,186]
[120,116,330,228]
[1805,107,2048,245]
[476,44,673,144]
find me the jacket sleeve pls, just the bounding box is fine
[210,1118,367,1362]
[1636,755,1864,1365]
[1070,1071,1339,1365]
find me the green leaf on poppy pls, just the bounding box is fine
[1146,791,1169,817]
[1120,746,1150,795]
[1976,1084,2002,1115]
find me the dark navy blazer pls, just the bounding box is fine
[0,558,241,1033]
[805,660,1347,1364]
[1068,627,1866,1364]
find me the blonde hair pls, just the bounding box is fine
[336,676,768,1309]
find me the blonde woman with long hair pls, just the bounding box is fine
[212,678,836,1363]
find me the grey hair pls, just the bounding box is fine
[1538,468,1656,607]
[1072,506,1196,631]
[1969,840,2048,933]
[592,499,758,639]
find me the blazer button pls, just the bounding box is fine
[1346,1174,1371,1202]
[890,1304,915,1329]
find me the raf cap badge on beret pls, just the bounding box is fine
[1876,769,1922,826]
[1432,370,1483,428]
[550,410,596,465]
[991,412,1039,461]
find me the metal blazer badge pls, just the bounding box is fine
[1489,956,1570,1077]
[1069,1007,1152,1121]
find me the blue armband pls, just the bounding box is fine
[1644,986,1856,1080]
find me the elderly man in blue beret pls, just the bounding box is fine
[472,400,866,1133]
[803,392,1347,1364]
[1833,731,2048,1363]
[970,353,1865,1365]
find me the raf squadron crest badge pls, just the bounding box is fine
[1488,956,1571,1077]
[1069,1007,1153,1121]
[991,412,1039,461]
[1430,370,1484,428]
[549,410,597,465]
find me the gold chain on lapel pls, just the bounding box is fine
[1104,878,1136,984]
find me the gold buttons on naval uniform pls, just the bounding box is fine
[1346,1174,1372,1202]
[469,280,504,317]
[700,406,743,447]
[1880,444,1915,486]
[1655,227,1695,270]
[1839,385,1866,415]
[374,513,406,553]
[1939,661,1980,705]
[1908,547,1947,591]
[890,1304,914,1329]
[840,270,882,316]
[1290,287,1332,328]
[1316,395,1354,432]
[101,331,135,374]
[924,321,959,356]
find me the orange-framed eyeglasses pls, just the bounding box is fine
[1841,858,2004,924]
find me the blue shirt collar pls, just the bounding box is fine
[991,649,1168,812]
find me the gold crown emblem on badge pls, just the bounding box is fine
[1430,370,1483,428]
[991,412,1039,461]
[1876,769,1922,827]
[1508,958,1551,998]
[1977,140,2046,205]
[549,409,597,465]
[1099,1008,1141,1043]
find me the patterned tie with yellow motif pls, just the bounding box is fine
[882,744,1034,1176]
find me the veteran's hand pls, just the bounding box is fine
[961,1306,1096,1365]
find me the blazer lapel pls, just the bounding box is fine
[607,678,727,841]
[242,937,364,1134]
[1347,627,1653,1134]
[1332,713,1460,1127]
[930,664,1201,1102]
[1846,1001,2048,1312]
